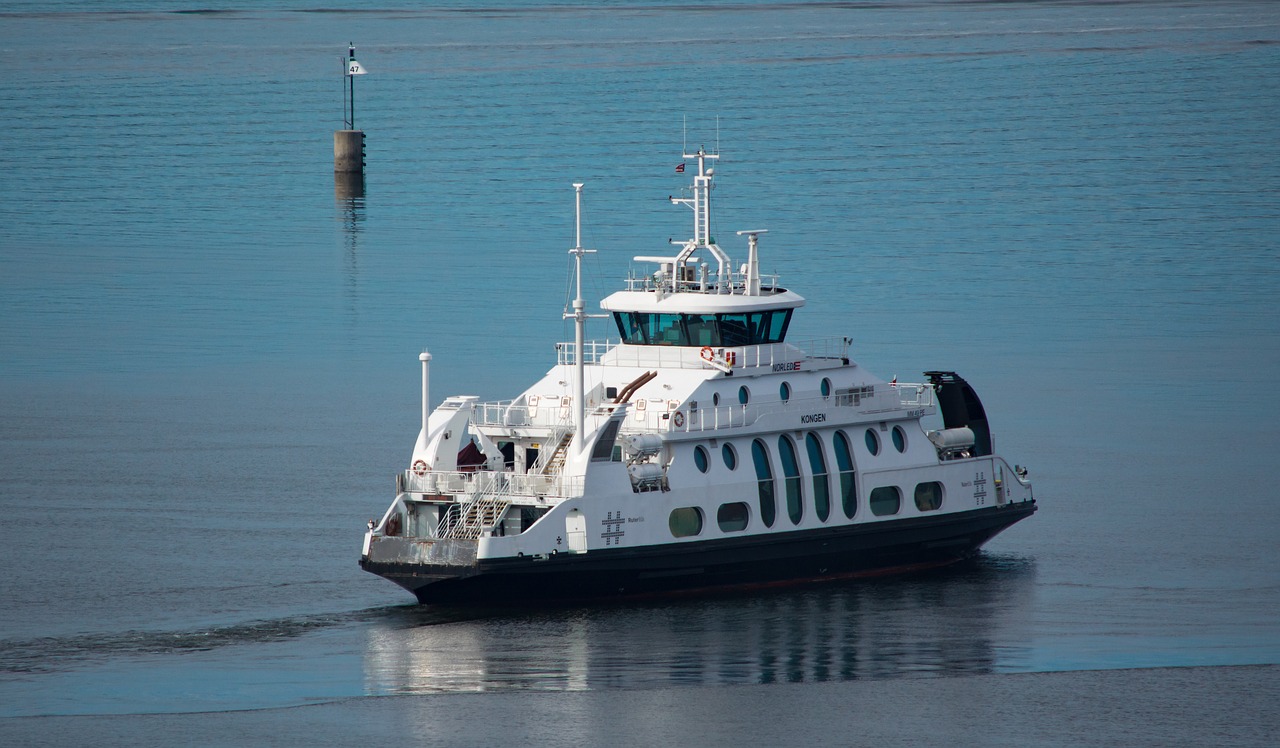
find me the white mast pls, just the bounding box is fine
[670,148,732,286]
[419,350,431,433]
[565,183,603,453]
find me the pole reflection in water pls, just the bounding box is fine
[362,556,1036,695]
[335,172,365,312]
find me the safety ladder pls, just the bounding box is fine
[437,493,512,540]
[540,432,575,475]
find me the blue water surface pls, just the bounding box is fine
[1,0,1278,719]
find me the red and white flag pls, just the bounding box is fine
[675,163,685,173]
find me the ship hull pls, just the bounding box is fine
[360,502,1036,605]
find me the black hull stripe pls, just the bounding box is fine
[360,502,1036,604]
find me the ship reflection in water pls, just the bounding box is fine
[362,556,1036,695]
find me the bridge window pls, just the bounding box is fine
[612,309,794,347]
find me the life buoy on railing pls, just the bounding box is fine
[673,411,685,428]
[412,459,428,477]
[700,346,714,362]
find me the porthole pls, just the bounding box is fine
[820,377,832,399]
[738,385,750,405]
[892,425,906,453]
[780,381,791,403]
[694,445,709,473]
[669,507,704,538]
[722,443,738,470]
[914,481,944,511]
[865,428,880,456]
[717,502,750,532]
[870,486,901,516]
[712,392,721,407]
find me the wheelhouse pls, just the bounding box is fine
[612,309,793,347]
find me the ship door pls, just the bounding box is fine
[565,509,587,553]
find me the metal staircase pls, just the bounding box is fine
[541,432,574,475]
[437,494,512,540]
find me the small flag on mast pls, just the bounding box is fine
[675,163,685,173]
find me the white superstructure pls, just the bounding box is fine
[361,148,1036,603]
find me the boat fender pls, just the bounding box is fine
[700,346,714,362]
[412,459,428,476]
[673,411,685,428]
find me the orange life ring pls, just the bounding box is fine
[412,459,428,476]
[700,346,714,362]
[673,411,685,428]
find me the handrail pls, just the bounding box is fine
[670,383,935,436]
[556,336,852,368]
[403,468,585,501]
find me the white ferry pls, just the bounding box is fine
[360,149,1036,603]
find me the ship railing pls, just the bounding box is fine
[556,336,851,369]
[402,467,585,501]
[621,268,783,295]
[471,400,575,430]
[733,337,852,369]
[672,383,935,434]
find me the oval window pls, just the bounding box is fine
[669,507,704,538]
[865,428,880,456]
[694,445,709,473]
[805,432,831,522]
[892,425,906,453]
[833,430,857,519]
[751,439,776,528]
[712,392,721,406]
[820,378,832,399]
[870,486,901,516]
[778,435,804,525]
[717,502,750,532]
[738,385,750,405]
[780,382,791,403]
[722,443,738,470]
[914,481,944,511]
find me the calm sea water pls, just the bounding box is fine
[1,0,1278,738]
